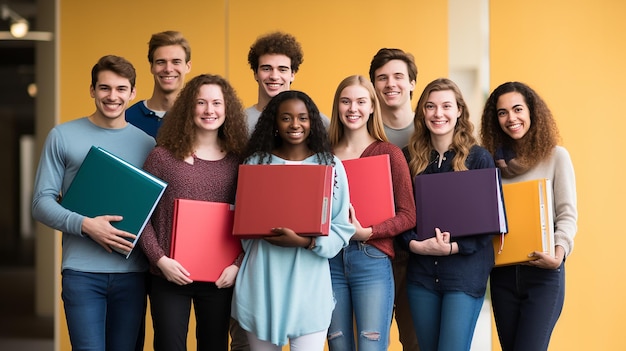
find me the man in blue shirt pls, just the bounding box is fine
[126,31,192,138]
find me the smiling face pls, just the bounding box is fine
[254,54,294,102]
[150,45,191,94]
[338,84,374,132]
[193,84,226,133]
[373,59,415,110]
[496,92,531,140]
[275,98,310,146]
[423,89,460,139]
[90,70,136,123]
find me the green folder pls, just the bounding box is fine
[61,146,167,258]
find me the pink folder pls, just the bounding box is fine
[342,154,395,227]
[170,199,242,282]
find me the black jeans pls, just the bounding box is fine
[149,275,233,351]
[490,263,565,351]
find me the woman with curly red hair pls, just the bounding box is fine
[139,74,248,351]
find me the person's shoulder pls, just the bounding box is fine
[468,145,495,168]
[319,112,330,127]
[365,141,403,158]
[245,105,260,117]
[550,145,574,167]
[151,145,169,155]
[125,100,150,120]
[126,100,146,111]
[124,123,156,144]
[243,153,262,165]
[553,145,570,157]
[377,141,403,154]
[42,118,89,148]
[54,117,91,132]
[146,146,173,161]
[470,144,492,157]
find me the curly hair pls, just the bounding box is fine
[480,82,560,168]
[328,75,387,146]
[368,48,418,99]
[247,32,304,73]
[156,74,248,160]
[407,78,477,176]
[244,90,333,165]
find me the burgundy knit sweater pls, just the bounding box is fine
[139,146,241,277]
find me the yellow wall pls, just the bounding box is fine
[489,0,626,350]
[57,0,447,350]
[55,1,626,350]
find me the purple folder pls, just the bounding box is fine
[413,168,508,240]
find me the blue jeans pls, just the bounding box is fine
[61,269,146,351]
[407,283,483,351]
[490,263,565,351]
[328,241,394,351]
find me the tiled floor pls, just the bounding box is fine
[0,236,53,351]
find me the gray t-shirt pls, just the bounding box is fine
[384,123,414,148]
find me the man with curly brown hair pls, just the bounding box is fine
[245,31,328,135]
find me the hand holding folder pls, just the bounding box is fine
[493,179,555,266]
[232,164,334,237]
[61,146,167,258]
[170,199,242,282]
[413,168,508,240]
[342,155,396,228]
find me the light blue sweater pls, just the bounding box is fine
[31,117,155,273]
[232,154,355,346]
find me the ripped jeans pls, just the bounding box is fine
[327,241,394,351]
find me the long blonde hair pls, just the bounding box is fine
[328,75,387,146]
[407,78,477,176]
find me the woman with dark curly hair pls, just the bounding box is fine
[480,81,578,351]
[139,74,248,351]
[232,90,354,351]
[403,78,496,351]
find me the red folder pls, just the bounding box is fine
[413,168,508,240]
[342,154,395,227]
[170,199,242,282]
[232,164,333,237]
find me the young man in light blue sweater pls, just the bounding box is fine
[32,55,155,351]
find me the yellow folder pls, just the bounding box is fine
[493,179,555,266]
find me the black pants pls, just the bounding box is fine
[149,275,233,351]
[490,263,565,351]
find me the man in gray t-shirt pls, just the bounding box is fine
[245,31,328,135]
[369,48,421,351]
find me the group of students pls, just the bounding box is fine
[31,30,577,351]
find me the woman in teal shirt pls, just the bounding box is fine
[232,90,355,350]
